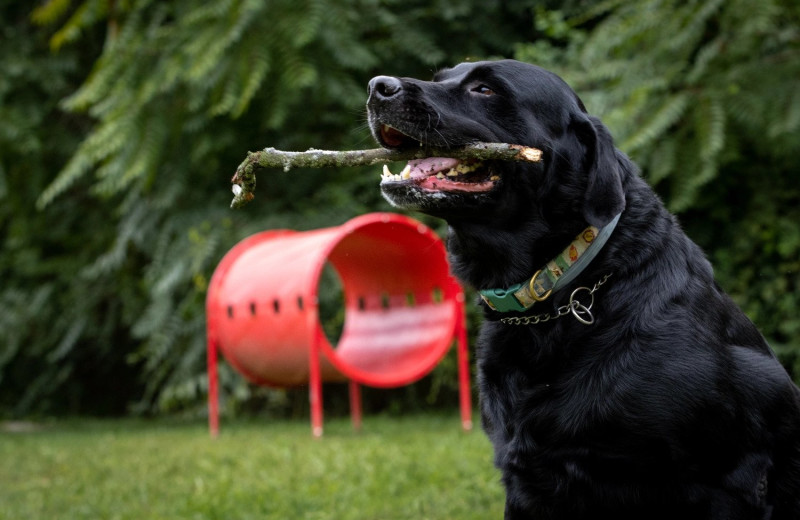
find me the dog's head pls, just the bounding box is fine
[367,60,626,229]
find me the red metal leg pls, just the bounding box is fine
[309,326,324,437]
[349,380,363,432]
[207,336,220,438]
[456,296,473,431]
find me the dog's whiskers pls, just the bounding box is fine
[428,110,451,148]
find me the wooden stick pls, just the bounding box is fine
[230,142,543,208]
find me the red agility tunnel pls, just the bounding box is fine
[206,213,472,436]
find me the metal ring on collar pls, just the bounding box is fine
[569,286,595,325]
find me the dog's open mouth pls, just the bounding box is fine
[379,124,417,149]
[378,125,499,193]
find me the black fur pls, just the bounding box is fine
[367,60,800,519]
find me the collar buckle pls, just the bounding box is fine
[479,283,527,312]
[478,269,556,312]
[479,212,622,314]
[529,269,553,302]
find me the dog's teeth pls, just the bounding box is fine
[381,164,406,182]
[446,169,459,177]
[490,175,500,181]
[436,173,446,179]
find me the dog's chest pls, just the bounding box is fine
[478,329,589,435]
[478,328,653,468]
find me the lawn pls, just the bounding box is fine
[0,414,504,520]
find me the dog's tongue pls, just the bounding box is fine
[407,157,460,179]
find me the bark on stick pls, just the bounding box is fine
[230,143,543,208]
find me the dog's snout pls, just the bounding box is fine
[368,76,403,100]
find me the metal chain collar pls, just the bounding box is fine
[499,274,612,326]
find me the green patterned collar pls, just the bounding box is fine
[479,213,622,313]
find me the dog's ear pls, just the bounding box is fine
[576,115,626,227]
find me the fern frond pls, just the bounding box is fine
[37,149,92,208]
[291,0,325,47]
[31,0,72,27]
[696,95,726,163]
[647,137,678,185]
[666,0,725,55]
[620,93,690,152]
[782,91,800,134]
[685,37,724,85]
[49,0,110,51]
[391,26,445,65]
[231,45,271,118]
[671,162,717,213]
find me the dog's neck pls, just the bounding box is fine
[445,216,589,292]
[476,213,621,313]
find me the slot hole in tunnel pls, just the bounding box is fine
[318,262,345,347]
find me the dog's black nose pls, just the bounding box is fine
[368,76,403,100]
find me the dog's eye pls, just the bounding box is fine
[471,85,495,96]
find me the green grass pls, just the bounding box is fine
[0,414,504,520]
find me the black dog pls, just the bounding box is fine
[366,60,800,519]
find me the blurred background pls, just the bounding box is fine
[2,0,799,420]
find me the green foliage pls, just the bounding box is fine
[685,159,800,379]
[1,0,534,416]
[3,0,799,418]
[517,0,800,372]
[0,3,141,416]
[517,0,800,211]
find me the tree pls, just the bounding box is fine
[517,0,800,374]
[518,0,800,211]
[1,0,535,416]
[3,0,798,417]
[0,2,141,415]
